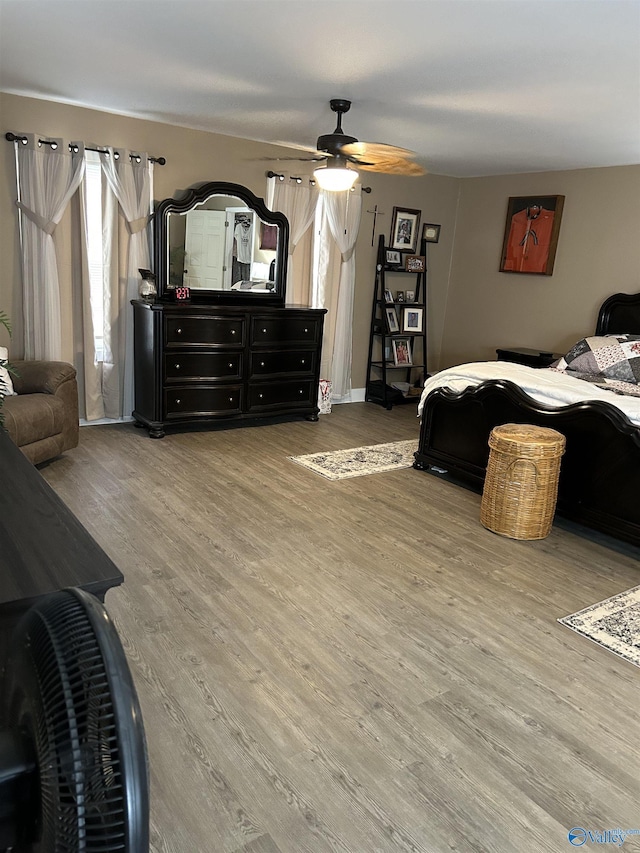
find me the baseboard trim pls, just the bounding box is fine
[80,416,134,427]
[332,388,366,404]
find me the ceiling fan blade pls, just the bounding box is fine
[340,141,426,176]
[340,141,417,160]
[259,155,327,162]
[356,158,427,176]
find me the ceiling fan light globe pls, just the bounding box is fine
[313,164,358,191]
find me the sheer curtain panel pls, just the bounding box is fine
[99,149,152,419]
[314,187,363,401]
[266,173,318,304]
[14,134,85,360]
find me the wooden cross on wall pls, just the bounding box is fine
[365,204,386,246]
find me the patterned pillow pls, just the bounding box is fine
[554,335,640,384]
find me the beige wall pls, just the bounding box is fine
[441,166,640,367]
[0,92,318,352]
[0,92,460,386]
[3,93,637,388]
[347,170,460,388]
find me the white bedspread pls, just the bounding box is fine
[418,361,640,427]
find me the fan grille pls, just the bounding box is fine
[4,591,147,852]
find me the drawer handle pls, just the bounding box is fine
[259,393,263,399]
[260,361,265,367]
[231,330,236,335]
[228,362,234,368]
[304,328,309,333]
[262,328,267,333]
[301,359,305,365]
[175,398,181,404]
[176,328,182,335]
[174,363,181,369]
[299,389,303,394]
[229,396,234,402]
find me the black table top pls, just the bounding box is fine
[0,430,123,611]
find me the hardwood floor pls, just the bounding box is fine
[40,403,640,853]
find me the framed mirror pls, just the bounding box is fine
[154,181,289,304]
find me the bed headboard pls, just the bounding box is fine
[596,292,640,336]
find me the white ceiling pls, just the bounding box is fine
[1,0,639,177]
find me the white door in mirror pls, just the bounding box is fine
[184,210,226,290]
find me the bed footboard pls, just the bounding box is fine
[414,379,640,548]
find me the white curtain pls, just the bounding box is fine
[14,134,85,360]
[266,173,318,304]
[99,149,152,419]
[314,187,363,400]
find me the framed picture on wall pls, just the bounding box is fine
[499,195,565,276]
[422,223,441,243]
[390,207,421,253]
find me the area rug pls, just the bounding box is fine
[289,439,418,481]
[558,585,640,668]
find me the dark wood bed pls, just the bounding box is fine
[414,291,640,548]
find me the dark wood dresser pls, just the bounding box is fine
[132,301,326,437]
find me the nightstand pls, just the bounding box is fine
[496,347,563,368]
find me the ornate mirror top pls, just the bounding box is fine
[154,181,288,305]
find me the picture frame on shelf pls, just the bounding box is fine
[384,342,392,363]
[384,288,394,303]
[405,289,415,303]
[385,249,401,266]
[422,223,441,243]
[392,338,413,366]
[390,207,421,253]
[385,306,400,334]
[499,195,565,276]
[402,306,423,333]
[405,255,425,272]
[395,291,405,303]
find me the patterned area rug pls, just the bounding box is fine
[289,439,418,481]
[558,585,640,668]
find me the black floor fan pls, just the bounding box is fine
[0,588,149,852]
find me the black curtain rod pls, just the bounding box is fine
[266,170,371,192]
[5,132,166,165]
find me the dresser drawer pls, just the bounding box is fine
[164,352,242,382]
[250,349,316,378]
[165,315,245,347]
[248,380,315,411]
[251,317,321,346]
[164,385,243,418]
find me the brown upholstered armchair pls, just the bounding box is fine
[2,361,79,465]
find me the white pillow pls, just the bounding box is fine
[0,346,16,396]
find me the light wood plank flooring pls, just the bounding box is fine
[40,403,640,853]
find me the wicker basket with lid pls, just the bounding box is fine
[480,423,566,540]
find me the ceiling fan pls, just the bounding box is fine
[270,99,426,190]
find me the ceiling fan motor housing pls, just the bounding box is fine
[316,132,358,155]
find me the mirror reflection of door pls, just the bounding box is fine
[184,210,226,289]
[224,208,254,288]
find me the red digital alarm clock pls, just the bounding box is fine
[174,286,191,302]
